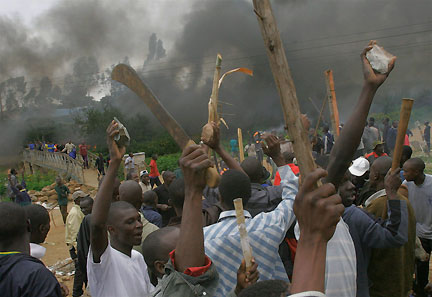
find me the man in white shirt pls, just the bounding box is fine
[62,141,76,154]
[124,153,135,175]
[88,121,153,297]
[402,157,432,296]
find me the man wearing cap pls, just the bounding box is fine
[139,170,152,194]
[348,157,370,205]
[66,191,88,261]
[365,140,388,165]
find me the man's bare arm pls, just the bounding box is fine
[203,121,245,173]
[90,121,126,262]
[325,41,396,188]
[175,145,211,271]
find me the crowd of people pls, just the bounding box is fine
[1,44,432,297]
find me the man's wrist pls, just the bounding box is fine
[363,81,379,92]
[271,155,285,167]
[184,185,204,199]
[386,189,398,200]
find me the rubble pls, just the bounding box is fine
[30,181,97,204]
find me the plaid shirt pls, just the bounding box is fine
[204,165,298,297]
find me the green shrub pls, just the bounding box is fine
[24,170,57,191]
[157,153,181,172]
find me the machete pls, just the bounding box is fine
[111,64,220,187]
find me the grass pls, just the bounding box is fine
[412,152,432,174]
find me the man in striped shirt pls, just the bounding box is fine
[204,135,298,297]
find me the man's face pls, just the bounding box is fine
[375,144,384,155]
[369,119,374,127]
[164,174,176,186]
[109,208,143,246]
[141,174,150,184]
[339,178,356,207]
[392,121,398,128]
[131,172,139,183]
[402,163,417,182]
[38,222,51,243]
[80,200,93,215]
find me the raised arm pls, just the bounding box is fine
[202,121,245,173]
[325,41,396,188]
[175,144,212,271]
[90,121,125,262]
[291,169,344,294]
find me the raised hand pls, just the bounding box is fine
[294,168,344,242]
[261,134,284,166]
[180,144,212,193]
[361,40,396,88]
[384,167,402,198]
[106,120,126,162]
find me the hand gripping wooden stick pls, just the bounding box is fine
[391,98,414,170]
[234,198,253,272]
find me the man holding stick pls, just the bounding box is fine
[203,134,298,297]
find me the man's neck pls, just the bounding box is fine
[110,238,133,257]
[374,180,385,192]
[0,239,30,254]
[414,173,426,186]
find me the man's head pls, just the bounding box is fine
[168,177,185,216]
[400,145,413,168]
[152,154,158,160]
[403,158,425,182]
[80,196,94,215]
[425,121,430,126]
[119,180,143,210]
[143,191,158,208]
[372,141,385,155]
[368,117,375,127]
[140,170,150,184]
[282,152,295,164]
[219,170,251,210]
[126,170,140,183]
[142,226,180,279]
[10,168,17,175]
[24,204,50,244]
[107,201,143,247]
[369,156,392,188]
[383,118,389,125]
[72,190,89,206]
[338,171,357,207]
[0,202,30,250]
[238,280,290,297]
[128,153,133,158]
[56,176,63,186]
[162,171,176,187]
[392,121,398,128]
[323,125,329,133]
[241,157,267,183]
[99,176,121,201]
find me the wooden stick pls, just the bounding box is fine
[238,128,245,162]
[392,98,414,170]
[233,198,253,272]
[307,97,321,115]
[324,70,340,138]
[253,0,316,179]
[209,54,223,124]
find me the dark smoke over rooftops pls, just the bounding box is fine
[0,0,431,161]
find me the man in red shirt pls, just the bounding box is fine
[149,154,161,188]
[274,152,299,186]
[79,142,89,169]
[365,140,388,165]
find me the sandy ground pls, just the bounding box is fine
[42,203,89,296]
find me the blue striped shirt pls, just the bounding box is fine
[204,165,298,297]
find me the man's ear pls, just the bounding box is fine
[107,225,115,235]
[154,260,166,277]
[26,219,32,233]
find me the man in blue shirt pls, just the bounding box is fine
[141,191,163,228]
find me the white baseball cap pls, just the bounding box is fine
[140,170,149,177]
[349,157,370,177]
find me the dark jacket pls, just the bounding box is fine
[0,253,62,297]
[245,183,282,217]
[77,214,91,282]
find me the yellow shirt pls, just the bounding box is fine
[65,204,85,248]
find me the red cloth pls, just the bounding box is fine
[169,250,212,277]
[79,144,88,156]
[149,159,160,177]
[365,151,388,159]
[404,134,410,146]
[274,163,300,186]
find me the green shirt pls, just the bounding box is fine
[55,185,70,206]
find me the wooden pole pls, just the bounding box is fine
[238,128,245,162]
[234,198,253,272]
[391,98,414,170]
[324,70,340,138]
[253,0,316,178]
